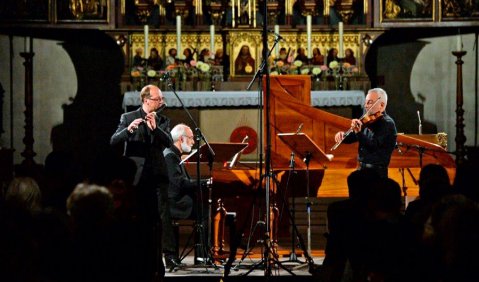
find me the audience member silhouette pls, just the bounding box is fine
[423,194,479,282]
[319,168,380,281]
[0,176,72,282]
[453,159,479,202]
[405,164,452,245]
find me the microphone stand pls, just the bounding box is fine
[162,74,217,270]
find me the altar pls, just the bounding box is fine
[122,90,365,110]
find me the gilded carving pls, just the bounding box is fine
[69,0,107,19]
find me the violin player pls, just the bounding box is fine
[334,88,397,178]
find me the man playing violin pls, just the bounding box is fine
[334,88,397,178]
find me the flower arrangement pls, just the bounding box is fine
[147,69,157,78]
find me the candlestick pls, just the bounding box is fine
[307,15,312,58]
[338,22,344,58]
[452,50,467,165]
[176,16,182,57]
[210,25,215,57]
[274,25,280,57]
[144,25,149,59]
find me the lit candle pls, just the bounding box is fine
[338,21,344,58]
[210,24,215,57]
[457,34,462,52]
[176,16,182,57]
[307,15,312,58]
[274,24,280,57]
[144,25,149,58]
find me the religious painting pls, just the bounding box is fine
[234,44,256,76]
[57,0,109,22]
[441,0,479,20]
[380,0,434,22]
[0,0,49,22]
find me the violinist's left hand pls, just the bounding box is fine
[351,119,362,133]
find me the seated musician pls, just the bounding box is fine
[334,88,397,178]
[163,123,208,268]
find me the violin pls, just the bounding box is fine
[330,97,383,151]
[359,111,383,126]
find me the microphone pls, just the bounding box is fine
[267,29,284,41]
[295,123,303,134]
[417,110,422,135]
[159,71,171,81]
[289,152,295,168]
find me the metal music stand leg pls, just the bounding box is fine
[293,153,313,270]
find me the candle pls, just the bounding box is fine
[144,25,149,59]
[307,15,312,58]
[457,34,462,52]
[274,25,280,57]
[253,0,256,27]
[176,16,182,57]
[338,21,344,58]
[248,0,251,25]
[232,0,235,27]
[210,25,215,57]
[238,0,240,20]
[25,37,31,53]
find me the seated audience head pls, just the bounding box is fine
[66,183,114,228]
[347,168,379,201]
[418,163,451,203]
[5,176,42,212]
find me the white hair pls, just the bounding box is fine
[170,123,190,142]
[368,87,388,107]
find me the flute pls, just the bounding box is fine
[129,103,167,133]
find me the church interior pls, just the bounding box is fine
[1,0,479,281]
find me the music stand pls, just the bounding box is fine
[277,132,333,263]
[181,142,248,263]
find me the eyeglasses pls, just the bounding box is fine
[183,135,194,140]
[148,96,163,102]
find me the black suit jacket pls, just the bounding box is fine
[111,107,172,183]
[163,146,197,219]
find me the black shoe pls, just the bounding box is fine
[165,256,186,271]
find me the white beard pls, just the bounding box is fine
[181,140,192,153]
